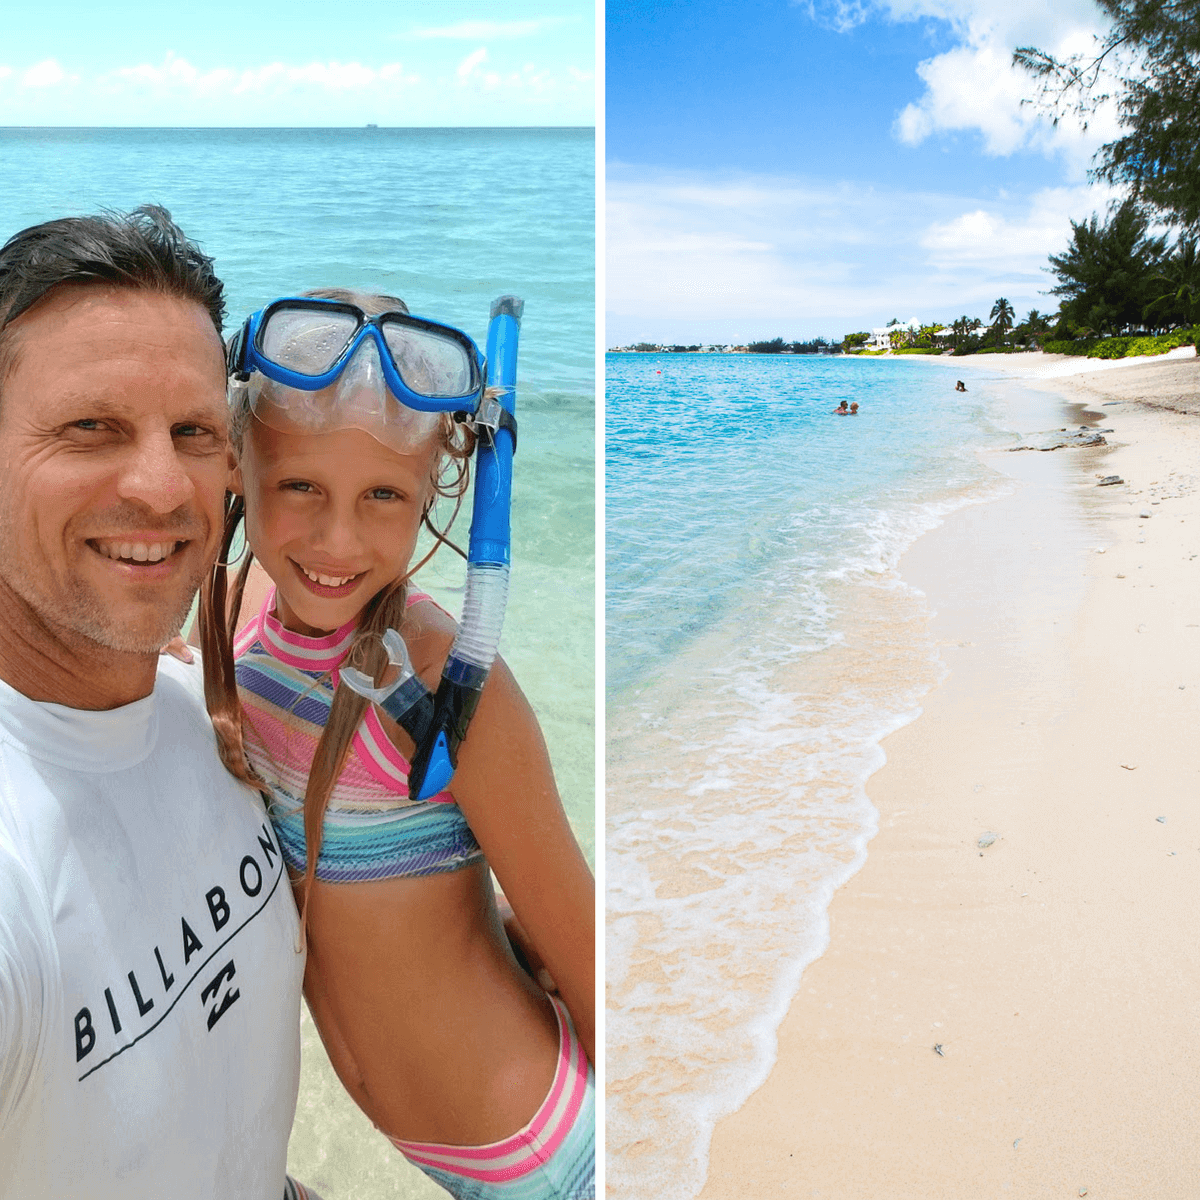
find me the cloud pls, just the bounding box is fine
[457,48,489,80]
[806,0,1125,169]
[606,165,1112,343]
[920,183,1119,267]
[104,53,418,98]
[800,0,883,34]
[411,19,564,40]
[0,48,591,125]
[22,59,66,88]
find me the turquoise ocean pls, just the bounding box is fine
[606,351,1018,1198]
[0,127,593,1198]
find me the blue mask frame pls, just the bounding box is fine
[227,297,487,413]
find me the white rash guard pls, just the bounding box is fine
[0,655,304,1199]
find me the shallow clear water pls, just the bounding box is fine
[605,352,1015,1199]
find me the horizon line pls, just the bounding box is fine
[0,123,595,131]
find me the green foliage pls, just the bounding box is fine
[747,336,787,354]
[1146,237,1200,327]
[1012,309,1054,346]
[1041,338,1099,356]
[906,323,944,349]
[1042,327,1198,357]
[790,338,833,354]
[841,331,870,352]
[947,314,983,352]
[1089,328,1198,357]
[1015,1,1200,231]
[1048,200,1167,335]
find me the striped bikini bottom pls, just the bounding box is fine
[388,995,595,1200]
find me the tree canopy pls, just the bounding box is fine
[1146,236,1200,325]
[1047,199,1168,335]
[1015,1,1200,230]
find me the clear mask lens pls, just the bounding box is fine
[381,319,475,399]
[250,336,442,451]
[260,308,360,376]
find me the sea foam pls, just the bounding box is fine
[606,352,1015,1198]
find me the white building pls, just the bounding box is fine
[870,318,923,351]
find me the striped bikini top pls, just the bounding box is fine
[233,590,485,839]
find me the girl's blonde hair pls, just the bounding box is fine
[200,288,476,924]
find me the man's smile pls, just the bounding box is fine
[89,537,188,565]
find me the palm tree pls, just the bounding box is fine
[989,297,1015,338]
[950,314,976,350]
[1016,308,1053,347]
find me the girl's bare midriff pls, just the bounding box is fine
[298,861,560,1145]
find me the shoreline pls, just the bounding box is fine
[697,356,1200,1196]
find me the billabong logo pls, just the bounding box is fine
[73,823,284,1079]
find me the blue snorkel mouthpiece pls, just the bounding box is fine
[340,295,522,801]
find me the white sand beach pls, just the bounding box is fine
[698,351,1200,1197]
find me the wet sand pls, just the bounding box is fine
[699,352,1200,1197]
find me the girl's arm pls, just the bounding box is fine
[449,654,596,1062]
[396,600,596,1061]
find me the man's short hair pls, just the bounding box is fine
[0,204,226,388]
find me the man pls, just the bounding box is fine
[0,207,307,1198]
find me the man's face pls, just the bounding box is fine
[0,285,231,656]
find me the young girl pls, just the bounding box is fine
[199,289,595,1200]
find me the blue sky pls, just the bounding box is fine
[606,0,1123,345]
[0,1,594,126]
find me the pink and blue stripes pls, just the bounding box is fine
[389,995,595,1200]
[235,591,483,883]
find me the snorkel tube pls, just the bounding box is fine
[340,295,522,800]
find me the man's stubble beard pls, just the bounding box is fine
[0,508,212,657]
[53,564,207,654]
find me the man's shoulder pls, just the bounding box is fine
[155,650,207,709]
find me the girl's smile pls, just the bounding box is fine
[290,560,368,597]
[234,419,438,636]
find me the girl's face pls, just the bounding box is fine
[234,418,438,636]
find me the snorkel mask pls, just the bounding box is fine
[227,294,523,801]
